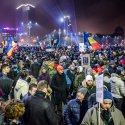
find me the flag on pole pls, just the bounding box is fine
[6,38,17,58]
[84,32,102,50]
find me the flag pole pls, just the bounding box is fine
[98,103,101,125]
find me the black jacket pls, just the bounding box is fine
[0,78,13,100]
[30,62,40,78]
[24,91,58,125]
[51,72,68,104]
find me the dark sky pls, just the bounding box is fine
[0,0,125,35]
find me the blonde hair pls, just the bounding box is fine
[5,100,25,120]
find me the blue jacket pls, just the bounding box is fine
[64,98,88,125]
[64,69,72,85]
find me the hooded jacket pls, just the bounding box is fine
[14,78,29,100]
[110,73,125,98]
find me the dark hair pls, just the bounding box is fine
[1,64,10,71]
[29,84,37,91]
[116,69,121,76]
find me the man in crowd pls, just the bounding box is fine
[24,80,58,125]
[22,84,37,103]
[82,75,96,99]
[81,91,125,125]
[64,87,88,125]
[51,65,68,124]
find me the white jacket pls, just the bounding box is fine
[14,78,29,100]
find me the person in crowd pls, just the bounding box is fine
[103,70,111,92]
[24,80,58,125]
[22,84,37,103]
[14,71,29,100]
[0,64,11,79]
[64,64,76,94]
[38,66,50,85]
[64,87,88,125]
[48,62,57,81]
[82,75,96,99]
[81,91,125,125]
[3,100,25,125]
[108,62,116,74]
[30,58,41,79]
[110,67,125,111]
[73,66,85,92]
[51,65,68,123]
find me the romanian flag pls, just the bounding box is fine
[6,38,17,58]
[84,33,102,50]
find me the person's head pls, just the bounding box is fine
[86,75,94,87]
[5,100,25,120]
[77,88,87,102]
[41,67,47,74]
[87,68,93,75]
[1,64,10,74]
[77,66,83,73]
[101,91,113,110]
[29,84,37,95]
[116,66,124,76]
[69,65,75,72]
[57,65,64,74]
[37,80,48,94]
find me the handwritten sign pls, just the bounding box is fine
[81,54,90,68]
[96,74,103,103]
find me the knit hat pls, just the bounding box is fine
[103,91,113,103]
[78,66,83,73]
[57,65,64,72]
[86,75,93,82]
[77,87,88,96]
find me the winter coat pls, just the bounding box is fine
[24,91,58,125]
[64,69,75,85]
[110,73,125,98]
[0,78,13,100]
[38,73,50,85]
[51,72,68,104]
[82,80,96,99]
[64,99,88,125]
[14,78,29,100]
[73,73,85,91]
[81,104,125,125]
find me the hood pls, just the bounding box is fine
[15,78,28,90]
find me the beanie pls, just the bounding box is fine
[57,65,64,72]
[86,75,93,82]
[103,91,113,103]
[77,87,88,96]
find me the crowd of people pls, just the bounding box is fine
[0,44,124,125]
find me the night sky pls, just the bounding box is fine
[0,0,125,36]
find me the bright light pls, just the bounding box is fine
[29,21,32,24]
[21,22,24,25]
[16,4,35,10]
[3,28,10,30]
[63,29,66,33]
[35,22,38,25]
[60,18,64,22]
